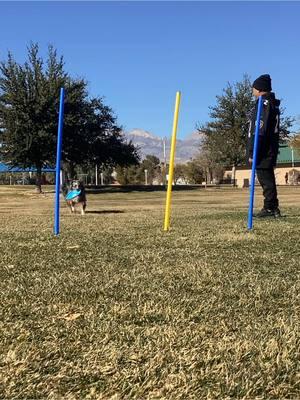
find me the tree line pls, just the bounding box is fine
[115,155,204,185]
[116,75,296,185]
[197,75,295,183]
[0,45,297,189]
[0,43,139,192]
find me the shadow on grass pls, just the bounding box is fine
[85,210,124,214]
[43,185,203,195]
[86,185,203,194]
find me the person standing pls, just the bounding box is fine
[285,172,288,184]
[247,74,281,218]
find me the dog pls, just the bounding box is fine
[63,179,87,215]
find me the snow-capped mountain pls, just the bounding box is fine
[124,129,203,163]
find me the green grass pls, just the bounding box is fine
[0,186,300,399]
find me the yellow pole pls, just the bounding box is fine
[164,91,181,231]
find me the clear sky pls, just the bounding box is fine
[0,1,299,138]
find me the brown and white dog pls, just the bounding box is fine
[63,179,87,215]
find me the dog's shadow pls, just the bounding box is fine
[85,210,124,214]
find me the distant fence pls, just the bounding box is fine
[0,172,55,185]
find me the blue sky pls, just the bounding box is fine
[0,1,299,138]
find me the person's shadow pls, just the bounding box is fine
[85,210,124,214]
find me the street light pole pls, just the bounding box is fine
[163,137,167,185]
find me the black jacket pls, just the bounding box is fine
[247,92,280,169]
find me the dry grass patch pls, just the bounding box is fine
[0,186,299,398]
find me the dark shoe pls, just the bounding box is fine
[254,208,275,218]
[274,208,281,218]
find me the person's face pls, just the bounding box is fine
[252,87,260,97]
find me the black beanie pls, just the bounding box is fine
[252,74,272,92]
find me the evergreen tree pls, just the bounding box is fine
[174,164,188,184]
[0,43,139,192]
[185,160,204,184]
[199,75,255,172]
[115,155,161,185]
[198,75,294,182]
[139,155,161,184]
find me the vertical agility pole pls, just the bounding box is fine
[247,95,263,230]
[164,91,181,231]
[54,88,65,236]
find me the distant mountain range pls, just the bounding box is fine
[123,129,203,163]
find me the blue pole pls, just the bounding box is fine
[54,88,65,236]
[247,95,263,230]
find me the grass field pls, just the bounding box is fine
[0,185,300,399]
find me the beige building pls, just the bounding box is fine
[224,146,300,188]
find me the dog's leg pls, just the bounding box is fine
[81,204,85,216]
[67,201,73,214]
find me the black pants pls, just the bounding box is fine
[256,168,279,210]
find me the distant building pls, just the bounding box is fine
[224,145,300,188]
